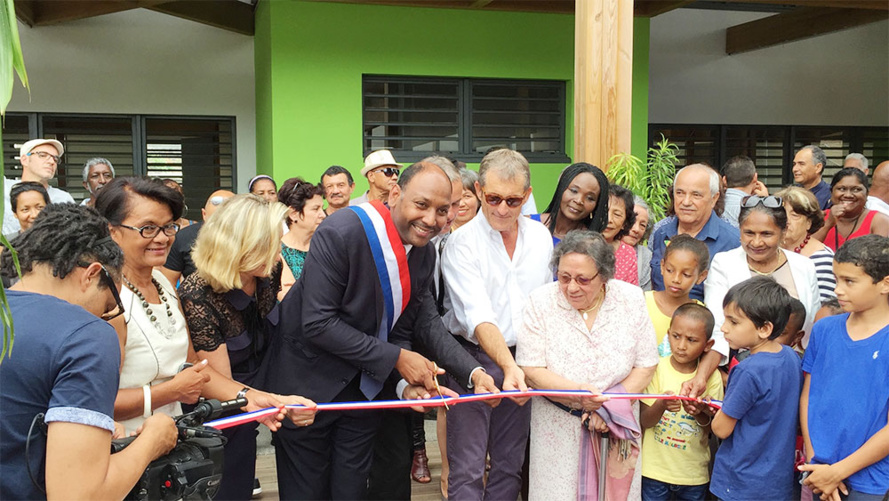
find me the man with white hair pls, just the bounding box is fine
[843,152,870,175]
[80,157,115,207]
[3,139,75,233]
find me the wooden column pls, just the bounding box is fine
[574,0,634,171]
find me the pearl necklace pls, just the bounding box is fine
[122,275,177,339]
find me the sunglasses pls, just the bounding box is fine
[557,270,600,287]
[480,189,525,209]
[741,195,783,209]
[375,167,400,178]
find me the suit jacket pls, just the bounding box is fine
[260,208,477,403]
[704,246,821,355]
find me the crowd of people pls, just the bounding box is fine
[0,137,887,501]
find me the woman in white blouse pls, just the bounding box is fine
[704,195,821,351]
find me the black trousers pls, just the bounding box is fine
[273,378,383,500]
[367,409,414,500]
[213,422,258,501]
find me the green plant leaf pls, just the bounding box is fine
[1,0,29,116]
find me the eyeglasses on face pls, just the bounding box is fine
[480,189,525,209]
[27,151,61,164]
[117,222,180,238]
[741,195,783,209]
[375,167,400,178]
[556,270,600,287]
[79,262,125,321]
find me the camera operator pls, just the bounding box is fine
[0,204,178,500]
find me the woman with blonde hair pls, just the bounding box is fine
[179,194,317,500]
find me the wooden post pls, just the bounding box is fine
[574,0,634,171]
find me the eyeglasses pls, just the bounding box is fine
[27,151,61,164]
[117,222,180,238]
[480,189,525,209]
[79,262,125,321]
[374,167,400,178]
[557,270,600,287]
[741,195,783,209]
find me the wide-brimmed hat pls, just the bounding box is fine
[361,150,402,177]
[20,138,64,159]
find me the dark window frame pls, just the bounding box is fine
[363,75,570,164]
[649,123,889,190]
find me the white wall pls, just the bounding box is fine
[9,9,256,191]
[649,9,889,126]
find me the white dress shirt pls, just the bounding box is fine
[866,196,889,218]
[441,212,553,347]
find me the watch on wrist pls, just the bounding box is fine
[236,387,250,400]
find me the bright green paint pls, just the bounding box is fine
[632,17,650,161]
[256,1,650,207]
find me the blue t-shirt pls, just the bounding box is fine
[649,212,740,301]
[710,345,802,501]
[808,180,832,211]
[0,290,120,500]
[802,314,889,495]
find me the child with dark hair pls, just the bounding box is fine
[814,297,844,323]
[728,297,808,370]
[640,303,723,501]
[799,235,889,500]
[645,234,710,357]
[709,276,803,501]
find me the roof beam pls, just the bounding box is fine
[716,0,888,10]
[14,0,172,26]
[726,7,889,54]
[634,0,697,17]
[147,0,254,35]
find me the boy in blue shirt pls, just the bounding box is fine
[799,235,889,501]
[709,276,802,501]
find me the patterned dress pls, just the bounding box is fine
[517,280,659,500]
[281,242,308,280]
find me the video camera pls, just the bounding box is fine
[111,397,246,501]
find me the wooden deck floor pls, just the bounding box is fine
[254,420,444,501]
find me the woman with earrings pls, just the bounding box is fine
[277,177,326,300]
[95,178,315,440]
[534,163,611,245]
[705,195,821,349]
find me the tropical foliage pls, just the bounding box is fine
[606,134,679,223]
[1,0,28,360]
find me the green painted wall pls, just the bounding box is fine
[256,1,650,207]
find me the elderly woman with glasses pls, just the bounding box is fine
[517,230,658,500]
[773,186,837,300]
[96,177,306,438]
[705,195,821,351]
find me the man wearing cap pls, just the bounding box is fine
[161,189,235,286]
[351,150,401,205]
[4,139,75,234]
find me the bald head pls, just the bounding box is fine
[202,190,235,220]
[871,161,889,203]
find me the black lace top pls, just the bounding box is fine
[179,272,277,355]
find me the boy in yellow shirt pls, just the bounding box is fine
[640,303,723,500]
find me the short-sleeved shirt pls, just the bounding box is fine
[710,346,801,501]
[641,356,724,486]
[164,221,202,281]
[3,178,76,234]
[649,212,740,301]
[802,314,889,495]
[0,290,120,500]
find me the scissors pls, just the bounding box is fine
[432,363,450,410]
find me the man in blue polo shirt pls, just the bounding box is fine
[650,164,740,302]
[793,145,832,210]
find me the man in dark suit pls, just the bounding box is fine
[262,161,497,500]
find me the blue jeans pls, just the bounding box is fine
[642,476,709,501]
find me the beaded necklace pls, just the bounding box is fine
[122,275,177,339]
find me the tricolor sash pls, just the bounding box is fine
[350,200,411,340]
